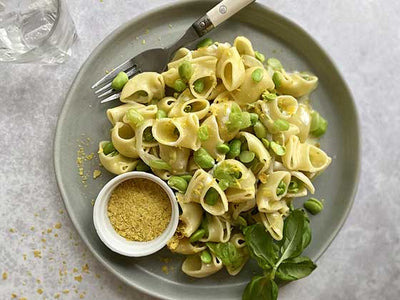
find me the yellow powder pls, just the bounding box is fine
[54,222,62,229]
[37,289,43,295]
[33,250,41,258]
[107,178,172,242]
[74,275,82,282]
[2,272,7,280]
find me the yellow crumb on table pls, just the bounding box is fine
[37,289,43,295]
[9,228,15,233]
[2,272,7,280]
[93,169,101,179]
[74,275,82,282]
[33,250,42,258]
[54,223,62,229]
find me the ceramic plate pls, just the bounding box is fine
[54,1,360,299]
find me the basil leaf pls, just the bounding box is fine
[276,256,317,281]
[279,210,305,262]
[302,213,312,250]
[244,224,278,270]
[242,275,278,300]
[207,242,245,271]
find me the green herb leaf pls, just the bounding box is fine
[243,224,278,270]
[278,210,306,262]
[302,212,312,250]
[242,275,278,300]
[276,256,316,281]
[207,242,245,272]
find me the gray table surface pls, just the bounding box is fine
[1,0,399,299]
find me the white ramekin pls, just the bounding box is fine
[93,171,179,257]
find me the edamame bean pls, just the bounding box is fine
[173,79,187,92]
[304,198,324,215]
[274,119,290,131]
[194,148,215,169]
[179,61,193,82]
[218,180,229,191]
[310,111,328,137]
[143,127,155,142]
[251,68,264,83]
[262,91,277,102]
[249,113,259,126]
[261,138,270,149]
[227,103,243,131]
[253,121,268,139]
[216,143,230,155]
[272,71,283,88]
[111,71,129,91]
[270,141,286,156]
[276,180,286,196]
[103,142,115,155]
[156,109,167,119]
[168,176,188,193]
[227,139,242,159]
[267,58,283,70]
[136,160,150,172]
[200,250,212,264]
[198,125,209,141]
[288,180,301,193]
[197,38,213,48]
[239,151,255,164]
[204,188,219,206]
[126,108,144,127]
[240,112,252,129]
[149,159,172,171]
[193,79,205,93]
[180,174,193,183]
[189,229,206,243]
[254,51,265,63]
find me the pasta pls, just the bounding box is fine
[98,36,331,280]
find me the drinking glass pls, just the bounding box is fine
[0,0,77,64]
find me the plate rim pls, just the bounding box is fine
[54,1,361,298]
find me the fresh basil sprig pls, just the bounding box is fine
[242,209,316,300]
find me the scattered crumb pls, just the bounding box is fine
[11,294,17,298]
[47,228,52,234]
[74,275,82,282]
[54,294,60,299]
[95,273,101,279]
[73,268,78,273]
[30,226,35,231]
[59,209,64,214]
[54,233,59,238]
[142,39,146,45]
[93,169,101,179]
[37,288,43,295]
[79,294,85,299]
[82,264,89,273]
[34,213,38,217]
[33,250,42,258]
[54,223,62,229]
[23,254,27,260]
[86,153,94,160]
[161,265,169,274]
[2,272,7,280]
[91,199,95,206]
[41,238,46,243]
[19,297,27,300]
[36,279,41,284]
[168,24,173,28]
[62,289,70,294]
[9,228,15,233]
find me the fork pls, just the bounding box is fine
[92,0,255,103]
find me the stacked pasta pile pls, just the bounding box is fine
[98,36,331,278]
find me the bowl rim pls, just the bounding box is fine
[93,171,179,257]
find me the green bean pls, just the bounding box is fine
[254,51,265,63]
[193,79,205,93]
[179,61,193,82]
[226,139,242,159]
[194,148,215,169]
[262,91,277,102]
[197,38,213,48]
[253,121,268,139]
[249,113,259,126]
[135,160,150,172]
[272,71,283,88]
[310,111,328,137]
[103,142,116,155]
[143,127,155,142]
[156,109,167,119]
[180,174,193,183]
[204,188,219,206]
[125,108,144,127]
[251,68,264,83]
[240,112,252,129]
[273,119,290,131]
[218,179,230,191]
[261,138,270,149]
[200,215,209,236]
[270,141,286,156]
[276,180,286,196]
[239,151,255,164]
[267,58,283,70]
[198,125,209,141]
[168,176,188,193]
[189,229,206,243]
[200,250,212,264]
[111,71,129,91]
[173,79,187,92]
[304,198,324,215]
[149,159,172,171]
[216,143,230,155]
[227,103,243,132]
[288,180,302,193]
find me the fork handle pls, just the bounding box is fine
[193,0,256,36]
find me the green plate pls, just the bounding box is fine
[54,1,360,299]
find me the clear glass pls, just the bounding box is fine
[0,0,77,64]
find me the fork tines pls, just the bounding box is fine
[91,58,141,103]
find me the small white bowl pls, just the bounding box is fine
[93,171,179,257]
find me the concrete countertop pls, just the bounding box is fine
[1,0,399,299]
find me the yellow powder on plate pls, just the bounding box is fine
[107,178,171,242]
